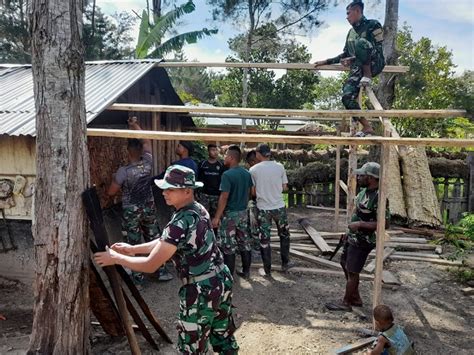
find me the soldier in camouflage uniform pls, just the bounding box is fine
[250,144,291,275]
[108,117,162,283]
[95,165,239,354]
[314,0,385,136]
[326,162,390,311]
[212,145,253,278]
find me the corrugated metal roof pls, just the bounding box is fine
[0,60,160,136]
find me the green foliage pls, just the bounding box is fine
[83,7,136,60]
[0,0,31,63]
[135,1,217,59]
[448,267,474,284]
[312,74,346,110]
[392,25,472,138]
[437,213,474,261]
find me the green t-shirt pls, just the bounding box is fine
[219,166,253,212]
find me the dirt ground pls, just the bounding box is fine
[1,208,473,354]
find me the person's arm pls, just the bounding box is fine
[128,116,152,154]
[94,239,177,274]
[110,238,161,256]
[365,335,388,355]
[107,181,121,197]
[212,191,229,228]
[251,186,256,198]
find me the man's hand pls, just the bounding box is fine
[212,217,220,229]
[348,221,361,232]
[94,246,119,267]
[359,76,372,87]
[111,242,135,256]
[128,116,139,129]
[313,60,326,68]
[341,56,355,67]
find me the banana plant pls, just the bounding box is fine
[135,0,217,59]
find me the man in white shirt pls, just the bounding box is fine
[250,144,291,275]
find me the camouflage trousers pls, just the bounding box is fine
[177,267,239,354]
[219,210,251,254]
[122,201,160,245]
[257,207,290,247]
[248,200,260,250]
[342,38,385,113]
[200,193,220,219]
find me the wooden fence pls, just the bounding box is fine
[287,176,470,223]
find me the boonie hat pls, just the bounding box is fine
[256,143,271,157]
[354,162,380,178]
[154,165,203,190]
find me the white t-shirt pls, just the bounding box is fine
[250,160,288,210]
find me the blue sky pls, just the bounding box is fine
[98,0,473,76]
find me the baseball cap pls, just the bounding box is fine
[256,143,271,157]
[354,162,380,178]
[154,165,203,190]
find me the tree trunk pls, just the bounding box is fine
[29,1,90,353]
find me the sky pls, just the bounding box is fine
[98,0,474,76]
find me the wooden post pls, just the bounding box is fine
[468,152,474,212]
[152,112,160,176]
[373,141,390,309]
[334,143,341,231]
[347,93,362,221]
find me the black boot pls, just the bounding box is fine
[280,237,290,270]
[237,250,252,279]
[224,253,236,275]
[260,246,272,276]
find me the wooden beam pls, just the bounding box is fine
[334,337,377,354]
[364,247,395,273]
[186,112,382,122]
[388,255,462,266]
[298,218,333,253]
[334,143,341,231]
[289,248,341,269]
[86,129,474,148]
[108,103,466,119]
[187,126,337,136]
[365,86,400,139]
[339,180,348,195]
[306,205,347,213]
[155,61,409,73]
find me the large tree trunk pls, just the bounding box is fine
[29,1,90,353]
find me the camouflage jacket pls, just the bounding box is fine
[347,187,390,246]
[327,16,384,65]
[161,201,223,279]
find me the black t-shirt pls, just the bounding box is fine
[198,159,225,195]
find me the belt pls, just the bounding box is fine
[181,263,225,285]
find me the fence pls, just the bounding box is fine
[287,176,470,223]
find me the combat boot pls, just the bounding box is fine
[237,250,252,279]
[260,246,272,276]
[224,253,236,275]
[280,237,291,269]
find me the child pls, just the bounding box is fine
[367,304,415,355]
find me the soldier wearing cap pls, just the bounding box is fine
[95,165,239,354]
[250,143,291,276]
[326,162,390,311]
[314,0,385,137]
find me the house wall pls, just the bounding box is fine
[0,135,36,220]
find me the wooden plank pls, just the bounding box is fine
[108,104,466,120]
[373,141,390,308]
[364,247,395,273]
[156,61,409,73]
[388,255,462,266]
[249,264,375,280]
[271,243,318,253]
[334,143,341,231]
[461,287,474,296]
[289,248,341,269]
[87,128,474,148]
[298,218,333,253]
[306,205,347,213]
[333,337,377,354]
[339,180,348,195]
[365,86,400,139]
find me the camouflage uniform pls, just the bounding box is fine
[257,207,290,264]
[219,210,252,255]
[326,16,385,114]
[161,201,239,354]
[122,200,159,244]
[200,193,220,220]
[248,200,260,250]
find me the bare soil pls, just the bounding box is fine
[1,208,473,354]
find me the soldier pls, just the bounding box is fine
[107,117,162,284]
[198,144,225,227]
[212,145,253,278]
[325,162,390,311]
[250,144,291,276]
[314,0,385,136]
[245,150,260,251]
[95,165,239,354]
